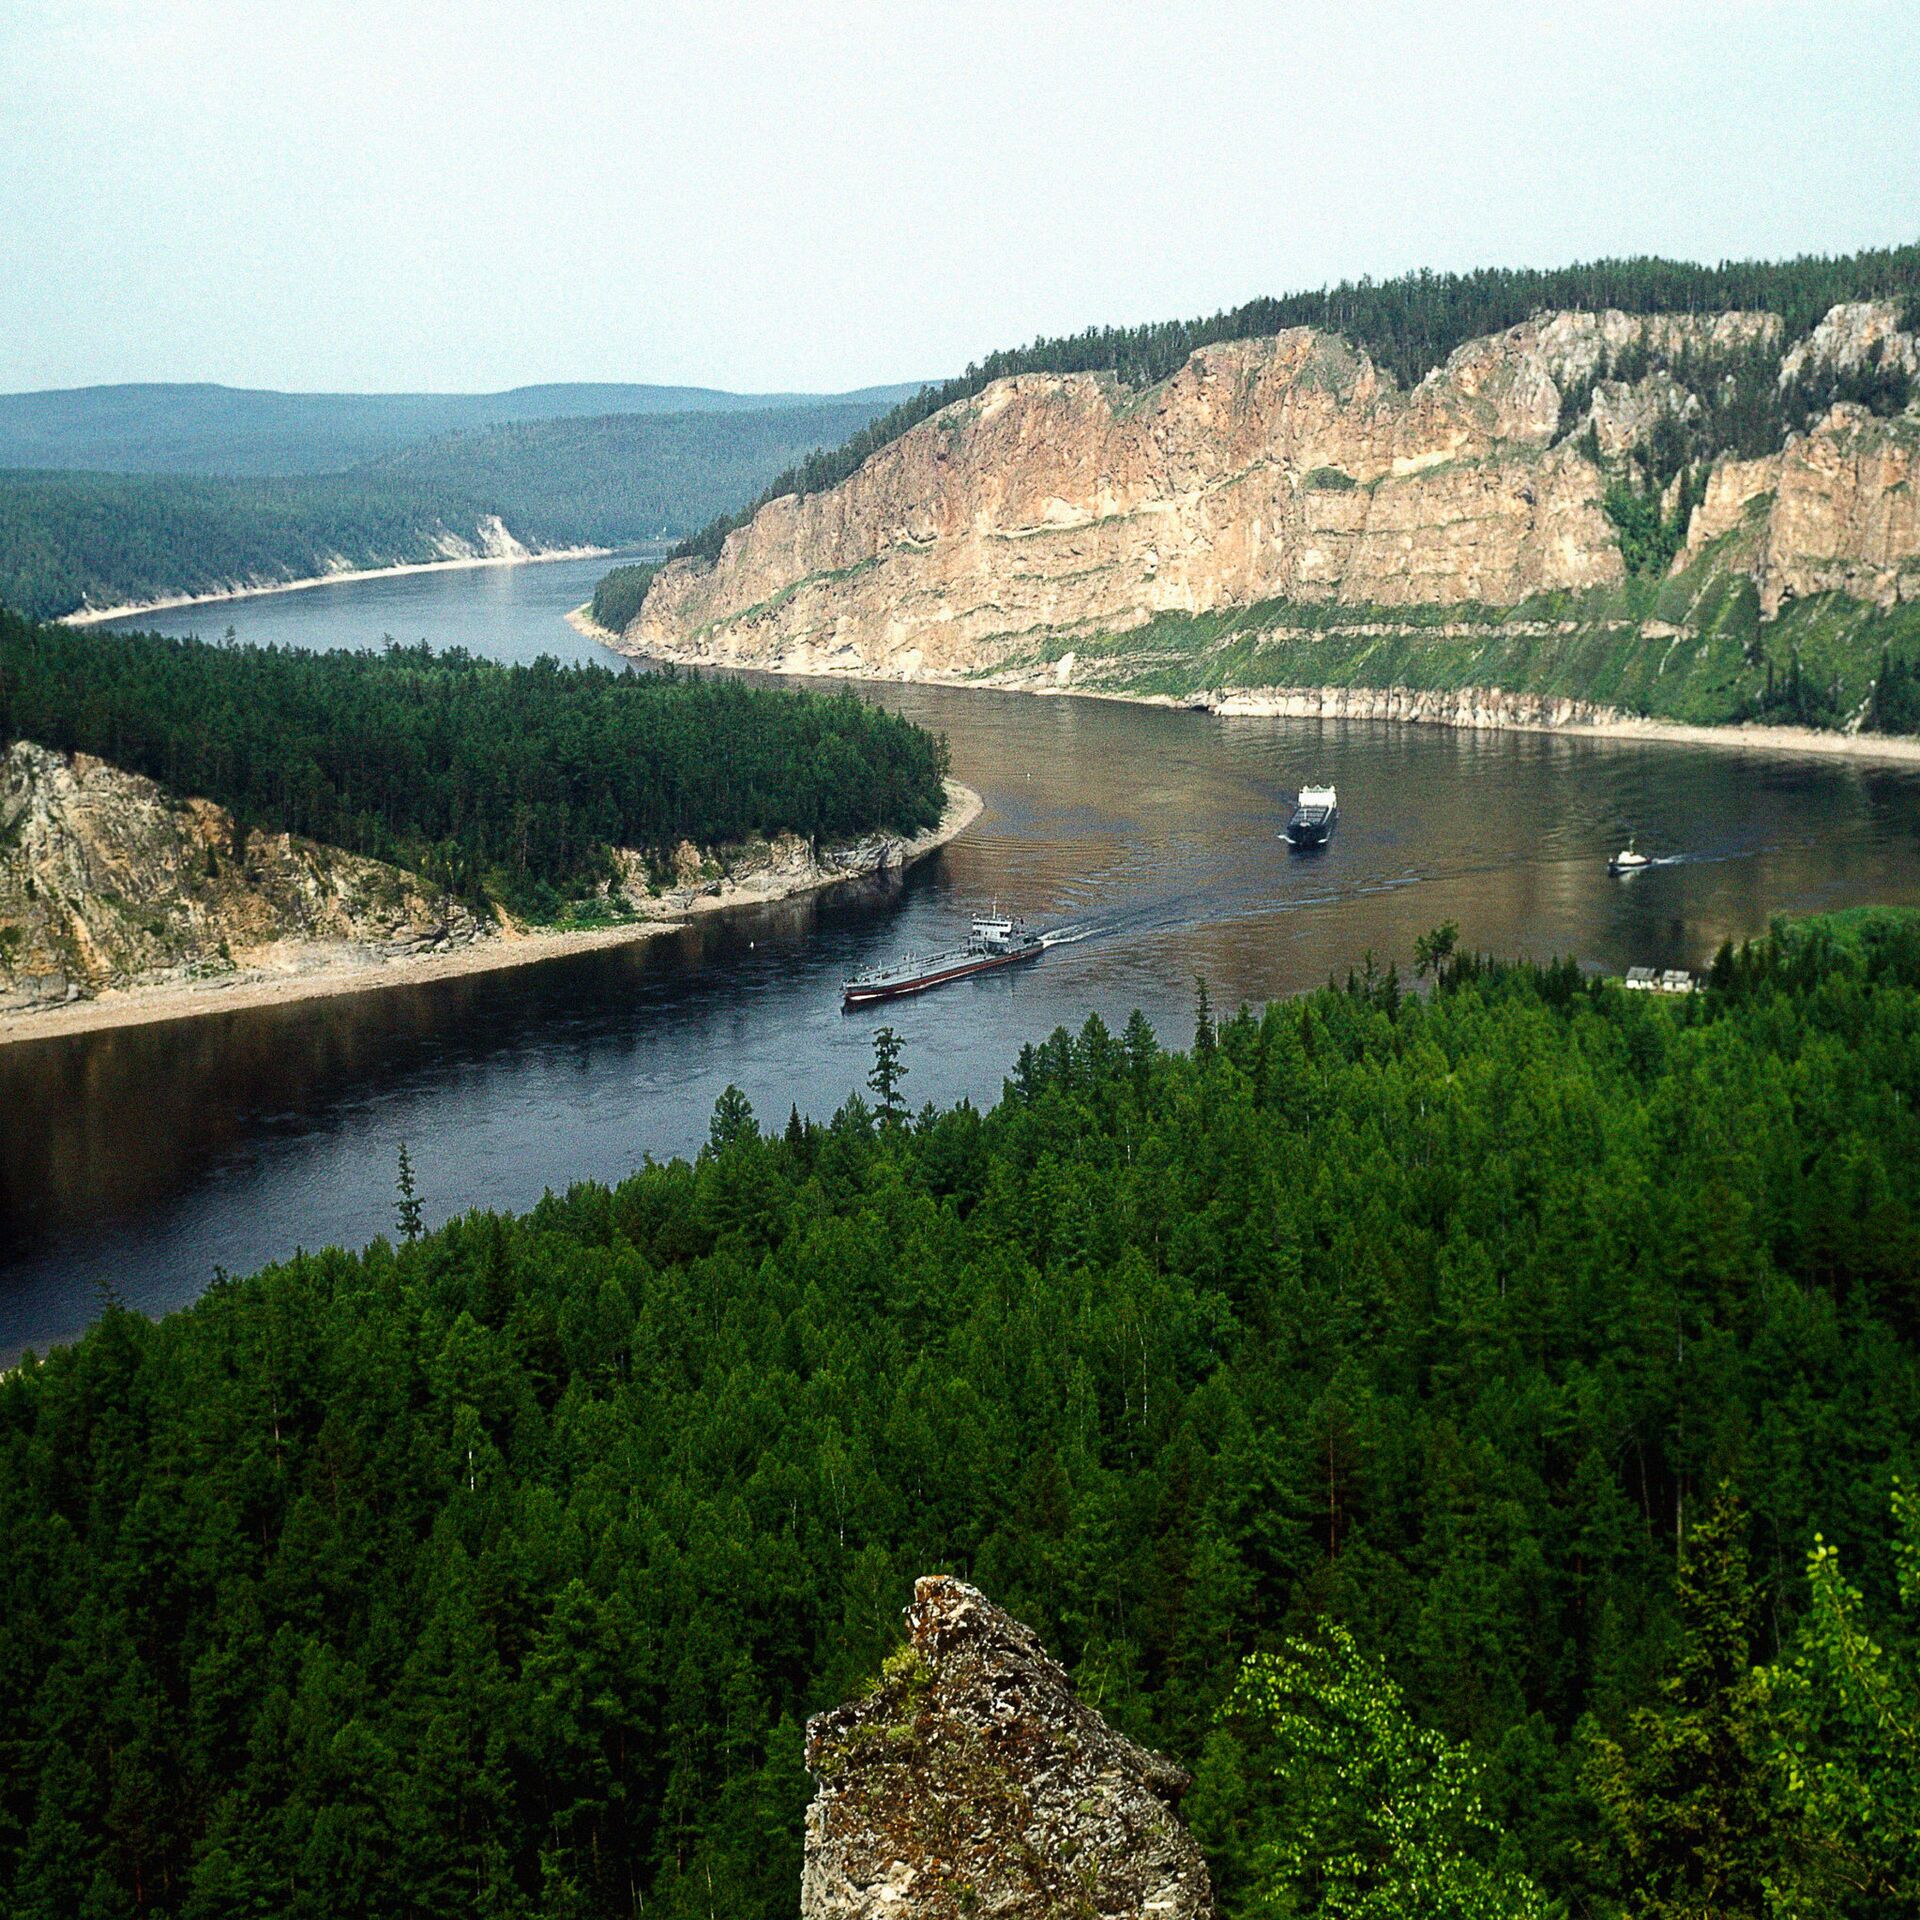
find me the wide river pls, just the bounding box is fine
[5,552,1919,1361]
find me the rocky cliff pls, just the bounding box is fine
[0,740,490,1011]
[804,1576,1213,1920]
[0,744,980,1018]
[630,305,1920,704]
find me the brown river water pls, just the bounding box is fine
[4,553,1917,1361]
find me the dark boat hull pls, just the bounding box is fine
[1285,807,1338,850]
[843,943,1042,1008]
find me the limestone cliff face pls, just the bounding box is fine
[0,741,489,1010]
[804,1577,1213,1920]
[632,305,1917,682]
[1682,401,1920,615]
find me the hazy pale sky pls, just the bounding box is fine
[3,0,1916,396]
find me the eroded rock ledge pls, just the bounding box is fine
[804,1576,1213,1920]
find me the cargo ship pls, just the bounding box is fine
[1285,783,1339,850]
[842,912,1045,1008]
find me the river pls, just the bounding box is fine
[4,550,1918,1361]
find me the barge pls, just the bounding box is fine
[842,913,1044,1008]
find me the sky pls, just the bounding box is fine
[2,0,1917,397]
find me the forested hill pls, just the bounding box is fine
[0,400,892,620]
[0,610,949,915]
[0,379,926,476]
[674,241,1920,560]
[3,915,1918,1916]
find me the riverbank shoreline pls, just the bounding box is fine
[598,620,1920,767]
[61,544,625,629]
[0,781,983,1049]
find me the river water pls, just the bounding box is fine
[5,552,1918,1360]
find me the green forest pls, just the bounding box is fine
[588,562,661,636]
[672,242,1920,564]
[3,912,1917,1918]
[0,401,889,621]
[0,382,924,477]
[0,611,948,914]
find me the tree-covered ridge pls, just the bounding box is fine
[3,915,1918,1916]
[360,403,895,548]
[0,380,929,477]
[0,610,949,915]
[589,561,662,636]
[0,401,891,621]
[672,242,1920,564]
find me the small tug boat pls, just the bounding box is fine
[1285,783,1339,850]
[1609,839,1653,876]
[842,912,1045,1009]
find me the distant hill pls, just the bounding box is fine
[360,403,892,548]
[0,379,928,477]
[0,402,898,620]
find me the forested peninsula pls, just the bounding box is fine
[3,913,1918,1916]
[626,248,1920,746]
[0,612,958,1018]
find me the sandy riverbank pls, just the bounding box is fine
[567,604,623,645]
[0,781,982,1049]
[60,544,619,629]
[594,616,1920,767]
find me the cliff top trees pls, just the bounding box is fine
[0,612,950,914]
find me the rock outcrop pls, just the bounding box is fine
[803,1577,1213,1920]
[0,746,981,1015]
[630,305,1919,686]
[1680,401,1920,615]
[0,740,489,1011]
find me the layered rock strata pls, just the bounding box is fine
[803,1576,1213,1920]
[0,745,979,1015]
[0,741,488,1011]
[1681,402,1920,615]
[632,306,1919,684]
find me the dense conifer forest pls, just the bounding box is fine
[3,914,1917,1917]
[0,611,949,914]
[0,401,890,621]
[673,243,1920,563]
[589,562,661,635]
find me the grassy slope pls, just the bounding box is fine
[1031,516,1920,731]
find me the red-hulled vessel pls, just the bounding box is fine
[842,913,1045,1009]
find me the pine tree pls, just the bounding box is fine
[707,1084,756,1153]
[867,1026,907,1124]
[1193,976,1215,1055]
[394,1141,423,1243]
[1579,1485,1803,1917]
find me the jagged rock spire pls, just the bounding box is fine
[803,1575,1214,1920]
